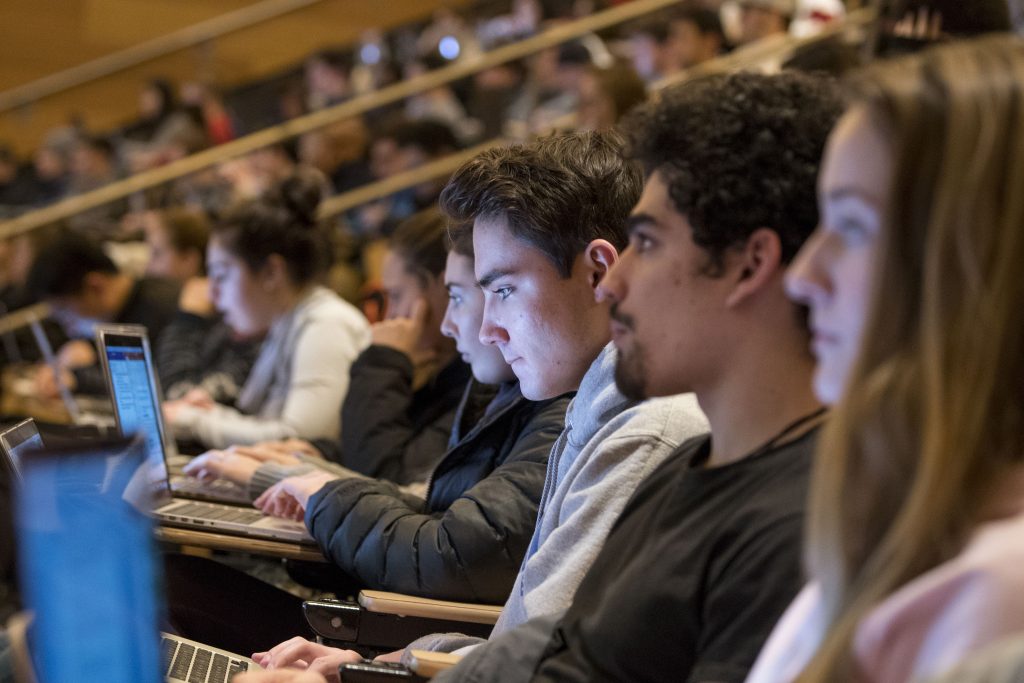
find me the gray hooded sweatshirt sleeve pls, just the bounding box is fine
[491,343,707,634]
[406,343,707,657]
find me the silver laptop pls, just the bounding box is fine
[28,317,114,428]
[13,432,262,682]
[94,323,250,505]
[96,324,315,545]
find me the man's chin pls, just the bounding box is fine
[613,357,649,402]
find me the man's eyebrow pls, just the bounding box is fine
[626,213,660,232]
[477,268,516,289]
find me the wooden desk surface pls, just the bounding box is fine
[155,526,327,562]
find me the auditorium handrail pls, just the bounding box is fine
[0,303,50,337]
[0,8,877,334]
[0,4,876,242]
[320,8,876,218]
[500,8,876,159]
[0,0,326,114]
[0,0,689,241]
[655,6,876,91]
[318,140,504,218]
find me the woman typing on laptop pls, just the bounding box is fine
[161,170,370,449]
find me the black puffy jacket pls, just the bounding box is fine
[312,345,472,485]
[305,382,570,603]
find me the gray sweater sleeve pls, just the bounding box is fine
[248,456,365,499]
[430,613,562,683]
[401,634,487,664]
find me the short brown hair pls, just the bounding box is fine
[439,130,642,278]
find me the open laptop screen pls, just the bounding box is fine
[16,436,162,683]
[98,328,171,491]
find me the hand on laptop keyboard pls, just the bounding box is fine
[252,636,362,682]
[253,471,338,521]
[185,450,261,486]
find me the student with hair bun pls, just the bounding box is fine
[164,170,370,449]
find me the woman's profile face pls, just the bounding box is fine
[207,236,274,336]
[785,106,893,404]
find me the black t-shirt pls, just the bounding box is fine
[531,429,816,683]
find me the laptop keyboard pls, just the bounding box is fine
[171,476,251,503]
[162,637,250,682]
[169,501,265,525]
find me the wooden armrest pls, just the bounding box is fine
[304,594,498,651]
[358,590,502,625]
[408,650,462,678]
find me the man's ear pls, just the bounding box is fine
[724,228,783,308]
[583,239,620,290]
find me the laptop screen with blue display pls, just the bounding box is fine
[16,436,162,683]
[99,328,172,492]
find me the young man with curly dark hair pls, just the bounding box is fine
[424,70,843,683]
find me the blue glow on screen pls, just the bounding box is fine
[105,345,166,478]
[18,440,161,683]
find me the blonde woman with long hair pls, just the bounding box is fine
[746,35,1024,683]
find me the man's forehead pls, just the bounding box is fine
[632,174,690,233]
[472,213,510,237]
[472,216,536,273]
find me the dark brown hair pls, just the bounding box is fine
[439,130,642,278]
[212,168,332,284]
[389,208,448,287]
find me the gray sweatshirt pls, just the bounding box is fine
[169,286,370,448]
[406,343,707,657]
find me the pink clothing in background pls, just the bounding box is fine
[746,507,1024,683]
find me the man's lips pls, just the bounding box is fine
[609,319,632,341]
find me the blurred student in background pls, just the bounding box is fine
[26,231,180,396]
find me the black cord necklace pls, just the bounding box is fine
[693,406,828,469]
[744,406,828,461]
